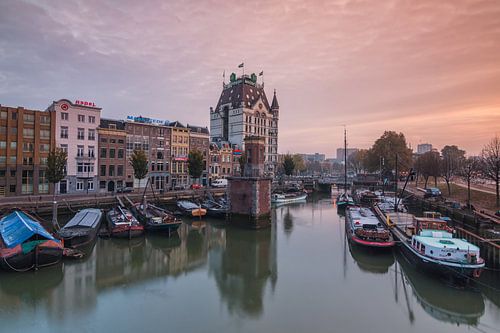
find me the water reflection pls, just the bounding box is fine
[348,244,395,274]
[395,252,485,326]
[210,222,278,318]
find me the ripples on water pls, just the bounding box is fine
[0,197,498,333]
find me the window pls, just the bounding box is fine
[0,111,7,119]
[100,148,107,158]
[78,114,85,122]
[77,128,85,140]
[61,126,68,139]
[40,157,47,165]
[159,128,165,136]
[39,170,48,194]
[23,128,34,138]
[100,137,107,143]
[9,156,16,164]
[22,170,33,194]
[23,142,34,152]
[117,165,123,176]
[11,112,17,120]
[100,165,106,176]
[23,113,34,124]
[157,151,163,159]
[40,115,50,124]
[0,141,5,149]
[117,149,124,159]
[40,129,50,139]
[88,129,95,140]
[76,181,84,191]
[40,143,50,152]
[61,112,69,120]
[22,157,32,166]
[0,170,4,177]
[77,163,83,173]
[99,181,106,189]
[109,165,115,176]
[109,148,115,158]
[109,123,116,129]
[10,141,17,150]
[10,170,16,177]
[87,181,94,190]
[77,145,84,157]
[110,139,116,144]
[0,156,5,165]
[88,146,95,158]
[0,126,5,135]
[118,139,124,144]
[60,144,68,153]
[10,185,16,193]
[88,116,95,123]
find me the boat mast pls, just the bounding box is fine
[344,126,347,194]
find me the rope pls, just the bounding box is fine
[2,256,34,272]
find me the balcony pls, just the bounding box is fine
[75,154,96,161]
[76,172,95,179]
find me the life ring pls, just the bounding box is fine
[473,269,481,278]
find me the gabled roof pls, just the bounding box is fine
[215,77,270,111]
[100,118,125,130]
[187,125,209,134]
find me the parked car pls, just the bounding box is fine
[116,186,133,193]
[190,184,203,189]
[211,179,228,188]
[424,187,441,198]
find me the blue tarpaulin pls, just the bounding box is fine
[0,211,58,248]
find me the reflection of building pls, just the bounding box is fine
[209,221,277,317]
[97,119,127,192]
[47,99,101,194]
[210,73,279,174]
[0,104,55,196]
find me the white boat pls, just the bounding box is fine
[271,192,307,204]
[376,208,485,279]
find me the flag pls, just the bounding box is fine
[238,62,244,68]
[259,71,263,76]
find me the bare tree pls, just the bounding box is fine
[440,145,465,195]
[481,136,500,208]
[460,156,480,210]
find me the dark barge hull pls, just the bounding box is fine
[59,228,99,249]
[0,247,63,272]
[145,222,181,234]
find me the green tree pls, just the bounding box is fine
[188,149,204,183]
[417,151,441,188]
[440,145,465,195]
[292,154,306,175]
[366,131,413,178]
[47,148,67,229]
[481,136,500,207]
[238,152,247,176]
[129,149,148,188]
[348,149,368,174]
[459,156,480,210]
[47,148,68,196]
[283,154,295,176]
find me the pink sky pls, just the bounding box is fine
[0,0,499,156]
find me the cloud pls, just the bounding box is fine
[0,0,499,155]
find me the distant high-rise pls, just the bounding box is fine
[210,72,279,174]
[336,148,358,163]
[417,143,433,155]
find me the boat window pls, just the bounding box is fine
[439,240,454,245]
[430,250,433,255]
[447,253,451,256]
[421,245,425,252]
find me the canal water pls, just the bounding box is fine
[0,197,499,333]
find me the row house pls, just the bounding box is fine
[0,104,55,196]
[170,121,189,189]
[46,99,101,194]
[209,141,241,183]
[125,119,171,191]
[187,125,210,186]
[97,119,127,192]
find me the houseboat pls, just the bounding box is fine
[177,200,207,218]
[271,192,307,204]
[346,206,394,248]
[379,209,485,279]
[0,211,63,272]
[131,203,182,236]
[58,208,103,249]
[107,206,144,239]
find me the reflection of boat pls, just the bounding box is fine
[58,208,103,249]
[177,200,207,217]
[396,252,485,325]
[379,209,485,279]
[346,207,394,248]
[348,241,394,274]
[271,192,307,204]
[0,211,63,272]
[106,206,144,239]
[131,203,182,235]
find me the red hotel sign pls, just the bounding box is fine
[75,100,96,107]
